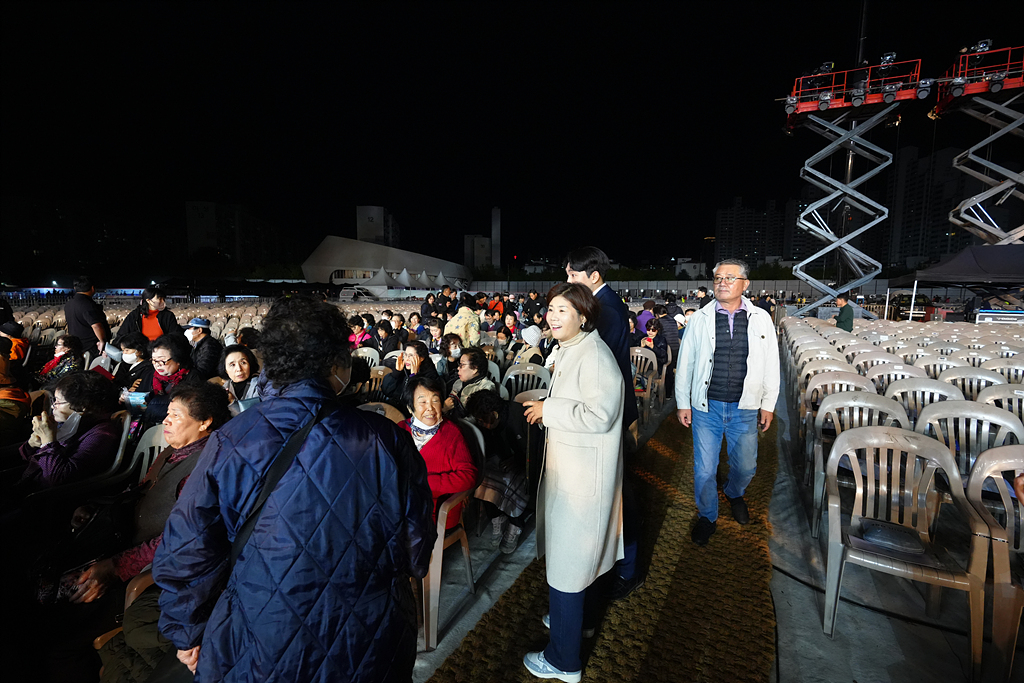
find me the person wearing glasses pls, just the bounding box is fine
[34,334,85,389]
[145,333,203,424]
[675,259,780,547]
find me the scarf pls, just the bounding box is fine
[409,416,443,450]
[153,367,189,395]
[39,356,63,376]
[229,377,252,400]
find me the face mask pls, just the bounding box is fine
[54,347,67,357]
[55,411,82,441]
[184,329,195,342]
[450,347,462,358]
[332,367,351,396]
[122,352,138,364]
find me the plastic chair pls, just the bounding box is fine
[983,343,1024,359]
[497,383,510,401]
[938,366,1007,401]
[799,371,876,446]
[419,486,475,651]
[92,569,156,650]
[976,384,1024,424]
[383,350,403,367]
[981,357,1024,384]
[133,425,170,484]
[897,347,934,364]
[363,366,392,402]
[915,401,1024,480]
[822,427,986,683]
[965,445,1024,683]
[795,359,852,407]
[352,347,380,368]
[931,342,966,356]
[841,342,878,363]
[914,354,969,380]
[515,389,548,403]
[630,347,661,420]
[487,360,501,386]
[884,377,965,431]
[852,351,902,376]
[87,356,112,372]
[863,362,927,394]
[357,401,405,424]
[953,350,995,368]
[502,364,551,398]
[808,393,911,538]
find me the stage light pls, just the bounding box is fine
[989,72,1006,92]
[882,83,899,103]
[785,95,798,114]
[950,77,967,97]
[916,79,934,99]
[850,88,865,107]
[971,39,992,53]
[880,52,896,66]
[817,91,832,110]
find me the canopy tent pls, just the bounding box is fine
[890,245,1024,287]
[362,267,406,289]
[301,235,470,284]
[394,268,414,288]
[416,270,435,288]
[433,271,454,288]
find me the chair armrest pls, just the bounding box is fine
[125,569,154,610]
[93,627,123,650]
[436,488,474,535]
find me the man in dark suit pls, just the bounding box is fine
[565,246,643,600]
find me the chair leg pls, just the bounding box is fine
[989,583,1024,683]
[966,581,984,683]
[822,542,847,638]
[460,532,475,595]
[811,444,825,540]
[925,582,942,619]
[423,548,444,651]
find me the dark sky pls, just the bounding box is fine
[3,2,1022,269]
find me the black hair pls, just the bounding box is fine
[684,308,696,314]
[391,313,405,323]
[836,292,850,302]
[495,325,513,339]
[403,374,446,412]
[538,318,550,331]
[529,289,539,296]
[404,340,429,361]
[376,320,393,335]
[381,309,394,319]
[665,293,677,304]
[348,315,365,329]
[697,286,708,295]
[427,317,442,329]
[73,275,93,293]
[564,246,610,278]
[408,312,420,323]
[150,333,193,367]
[261,296,352,388]
[220,344,260,380]
[465,389,507,424]
[235,327,261,348]
[545,283,600,333]
[426,293,436,302]
[140,287,165,307]
[54,371,118,415]
[627,311,638,329]
[56,334,84,359]
[475,292,487,300]
[459,346,487,375]
[441,333,463,352]
[645,318,661,333]
[118,332,151,359]
[169,382,232,431]
[652,304,668,316]
[361,313,375,327]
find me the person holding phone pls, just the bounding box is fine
[640,318,668,372]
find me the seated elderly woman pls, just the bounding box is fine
[35,334,85,389]
[145,333,203,425]
[424,318,445,354]
[444,347,495,419]
[112,331,154,393]
[408,312,424,337]
[8,371,121,492]
[348,315,374,349]
[214,344,261,415]
[398,375,478,531]
[382,341,439,412]
[436,333,464,394]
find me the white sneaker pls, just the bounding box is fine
[541,613,595,638]
[523,650,582,683]
[499,523,522,554]
[491,515,508,548]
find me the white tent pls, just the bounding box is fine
[433,271,453,288]
[361,267,407,297]
[416,270,435,288]
[395,268,414,288]
[300,235,471,284]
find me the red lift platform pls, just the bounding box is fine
[784,57,926,121]
[934,44,1024,115]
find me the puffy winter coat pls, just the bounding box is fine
[112,306,183,345]
[153,379,436,683]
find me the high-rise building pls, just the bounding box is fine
[185,201,283,268]
[464,235,492,270]
[714,197,783,265]
[355,206,401,248]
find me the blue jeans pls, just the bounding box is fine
[544,578,605,672]
[691,400,759,522]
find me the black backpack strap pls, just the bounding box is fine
[229,403,332,568]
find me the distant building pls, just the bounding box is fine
[185,201,283,267]
[714,197,783,265]
[672,258,705,279]
[355,206,401,248]
[464,235,492,270]
[302,235,470,285]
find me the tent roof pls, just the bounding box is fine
[394,268,414,287]
[416,270,434,288]
[300,235,470,284]
[433,271,453,288]
[891,245,1024,287]
[362,267,406,288]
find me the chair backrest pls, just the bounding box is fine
[133,424,170,484]
[913,354,969,380]
[352,347,380,368]
[383,350,403,366]
[842,342,879,363]
[456,418,487,471]
[365,366,392,401]
[853,351,902,376]
[896,347,934,364]
[814,391,911,437]
[498,383,510,401]
[976,384,1024,424]
[502,364,551,397]
[83,350,93,369]
[799,360,853,391]
[983,343,1023,359]
[828,427,980,543]
[980,357,1024,384]
[429,353,443,367]
[931,342,965,356]
[915,400,1024,478]
[937,366,1007,401]
[966,444,1024,552]
[630,348,658,380]
[863,363,928,393]
[514,388,548,403]
[885,377,965,431]
[803,371,876,414]
[487,360,501,385]
[356,401,406,424]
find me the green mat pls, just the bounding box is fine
[427,416,779,683]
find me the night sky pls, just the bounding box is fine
[3,2,1022,273]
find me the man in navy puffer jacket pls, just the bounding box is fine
[153,296,436,682]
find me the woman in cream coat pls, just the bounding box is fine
[522,282,624,683]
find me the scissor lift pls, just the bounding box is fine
[933,45,1024,246]
[784,58,927,316]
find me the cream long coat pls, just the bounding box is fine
[536,330,625,593]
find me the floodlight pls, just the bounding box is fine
[950,77,967,97]
[818,91,832,110]
[971,39,992,53]
[882,83,899,103]
[850,88,865,107]
[785,95,798,114]
[916,78,934,99]
[880,52,896,65]
[988,72,1006,93]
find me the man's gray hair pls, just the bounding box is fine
[713,258,749,279]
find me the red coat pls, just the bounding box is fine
[399,419,478,530]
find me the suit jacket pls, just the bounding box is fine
[593,284,639,428]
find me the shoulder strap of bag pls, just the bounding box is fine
[229,403,332,568]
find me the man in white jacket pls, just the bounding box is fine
[675,259,780,546]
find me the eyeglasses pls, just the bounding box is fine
[152,357,173,367]
[713,276,748,284]
[52,399,69,407]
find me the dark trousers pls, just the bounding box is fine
[544,576,606,672]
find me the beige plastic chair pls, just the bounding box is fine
[514,388,547,403]
[915,401,1024,480]
[419,487,476,651]
[976,384,1024,424]
[983,343,1024,359]
[808,393,910,539]
[822,427,986,683]
[897,347,934,364]
[356,401,405,424]
[885,377,965,431]
[351,346,380,368]
[502,364,551,398]
[631,347,662,420]
[981,357,1024,384]
[92,569,156,650]
[486,360,501,386]
[795,359,853,407]
[953,350,996,368]
[931,342,966,356]
[799,371,876,445]
[914,354,969,380]
[841,342,878,363]
[965,445,1024,683]
[362,366,392,402]
[853,351,902,376]
[938,366,1007,401]
[133,424,170,485]
[863,362,928,394]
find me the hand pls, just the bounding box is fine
[443,397,455,412]
[33,412,58,446]
[72,558,116,604]
[97,340,106,352]
[28,432,42,448]
[177,646,200,673]
[1014,474,1024,503]
[759,409,774,433]
[641,338,652,348]
[523,400,544,425]
[676,408,691,427]
[406,354,421,375]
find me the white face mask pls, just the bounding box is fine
[332,366,352,395]
[54,347,67,357]
[184,329,194,342]
[450,347,462,358]
[122,352,138,364]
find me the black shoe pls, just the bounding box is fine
[691,517,716,546]
[606,573,646,601]
[728,496,750,525]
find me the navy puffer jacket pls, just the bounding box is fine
[153,379,436,682]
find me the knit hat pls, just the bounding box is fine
[520,325,542,347]
[1,321,24,337]
[187,318,211,329]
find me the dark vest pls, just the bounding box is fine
[131,446,203,544]
[708,309,748,403]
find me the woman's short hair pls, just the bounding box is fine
[441,333,462,351]
[392,313,405,323]
[235,327,261,348]
[376,320,393,335]
[220,344,260,380]
[427,317,442,330]
[645,318,661,333]
[403,374,446,411]
[459,347,487,375]
[54,371,118,415]
[464,389,506,424]
[118,332,151,359]
[627,311,638,328]
[169,382,232,431]
[150,333,193,367]
[544,283,600,333]
[361,313,375,327]
[347,315,365,329]
[426,293,436,302]
[409,312,421,324]
[261,296,352,388]
[404,340,429,361]
[140,287,164,307]
[56,334,84,358]
[495,325,513,339]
